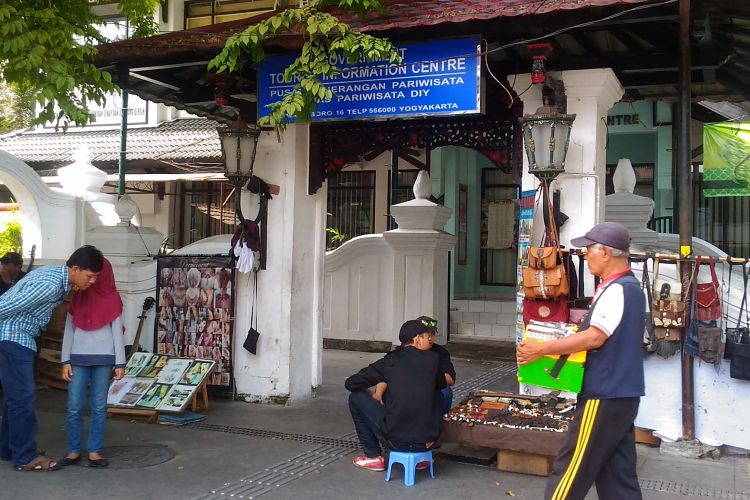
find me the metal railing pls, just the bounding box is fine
[647,215,674,234]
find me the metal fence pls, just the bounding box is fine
[647,177,750,259]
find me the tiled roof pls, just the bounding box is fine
[0,118,222,166]
[96,0,659,60]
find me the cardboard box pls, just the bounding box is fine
[497,449,555,476]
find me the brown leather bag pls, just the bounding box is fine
[652,299,687,327]
[654,326,682,341]
[697,327,723,364]
[651,258,686,335]
[522,266,570,299]
[523,182,569,299]
[528,246,558,270]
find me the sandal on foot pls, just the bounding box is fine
[15,455,61,472]
[60,455,81,466]
[87,457,109,468]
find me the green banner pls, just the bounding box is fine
[703,122,750,198]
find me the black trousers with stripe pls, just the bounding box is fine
[544,397,642,500]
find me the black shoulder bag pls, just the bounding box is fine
[243,271,260,355]
[728,264,750,380]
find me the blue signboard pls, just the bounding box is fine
[257,36,481,122]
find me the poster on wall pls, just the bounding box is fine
[515,189,536,344]
[156,255,235,394]
[703,122,750,198]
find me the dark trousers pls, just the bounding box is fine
[349,390,442,458]
[545,397,642,500]
[0,341,39,467]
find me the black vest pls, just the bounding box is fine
[579,272,645,399]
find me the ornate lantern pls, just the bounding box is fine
[217,123,261,221]
[519,112,576,181]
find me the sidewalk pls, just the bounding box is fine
[1,348,748,499]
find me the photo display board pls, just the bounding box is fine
[108,353,216,413]
[156,255,234,393]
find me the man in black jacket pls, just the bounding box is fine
[345,318,446,471]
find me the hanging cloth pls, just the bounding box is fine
[486,200,516,249]
[230,220,261,274]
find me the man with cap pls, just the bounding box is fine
[370,316,456,414]
[517,222,645,500]
[0,252,26,296]
[345,317,446,471]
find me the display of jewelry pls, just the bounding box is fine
[444,390,575,433]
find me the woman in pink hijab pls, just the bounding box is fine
[60,258,125,468]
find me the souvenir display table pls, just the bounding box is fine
[440,390,575,475]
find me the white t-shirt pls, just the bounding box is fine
[589,283,625,337]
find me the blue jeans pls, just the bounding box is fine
[441,386,453,415]
[0,341,39,467]
[66,365,113,454]
[348,390,440,458]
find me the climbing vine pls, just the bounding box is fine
[209,0,401,130]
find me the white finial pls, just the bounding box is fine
[413,170,432,199]
[613,158,637,194]
[57,145,108,196]
[115,194,139,226]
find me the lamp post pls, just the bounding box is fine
[217,124,261,222]
[519,112,576,181]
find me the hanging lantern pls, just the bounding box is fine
[217,123,261,221]
[519,112,576,181]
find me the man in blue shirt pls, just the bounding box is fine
[0,245,104,472]
[518,223,645,500]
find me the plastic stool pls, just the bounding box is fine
[385,450,435,486]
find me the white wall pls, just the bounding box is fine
[323,235,395,344]
[0,151,79,259]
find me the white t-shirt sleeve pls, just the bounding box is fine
[589,283,625,337]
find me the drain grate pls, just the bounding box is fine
[639,479,750,499]
[100,444,176,469]
[186,423,360,449]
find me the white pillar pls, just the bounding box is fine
[383,172,456,346]
[232,124,326,403]
[85,196,164,352]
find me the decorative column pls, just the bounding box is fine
[383,171,456,346]
[231,124,327,403]
[605,158,658,246]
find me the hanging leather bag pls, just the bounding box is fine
[523,182,569,299]
[522,266,570,299]
[652,258,685,341]
[694,257,722,321]
[728,266,750,379]
[522,297,570,325]
[725,263,749,360]
[641,259,656,353]
[698,326,723,364]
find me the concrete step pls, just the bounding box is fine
[452,299,517,314]
[450,310,516,326]
[445,336,517,362]
[451,323,515,340]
